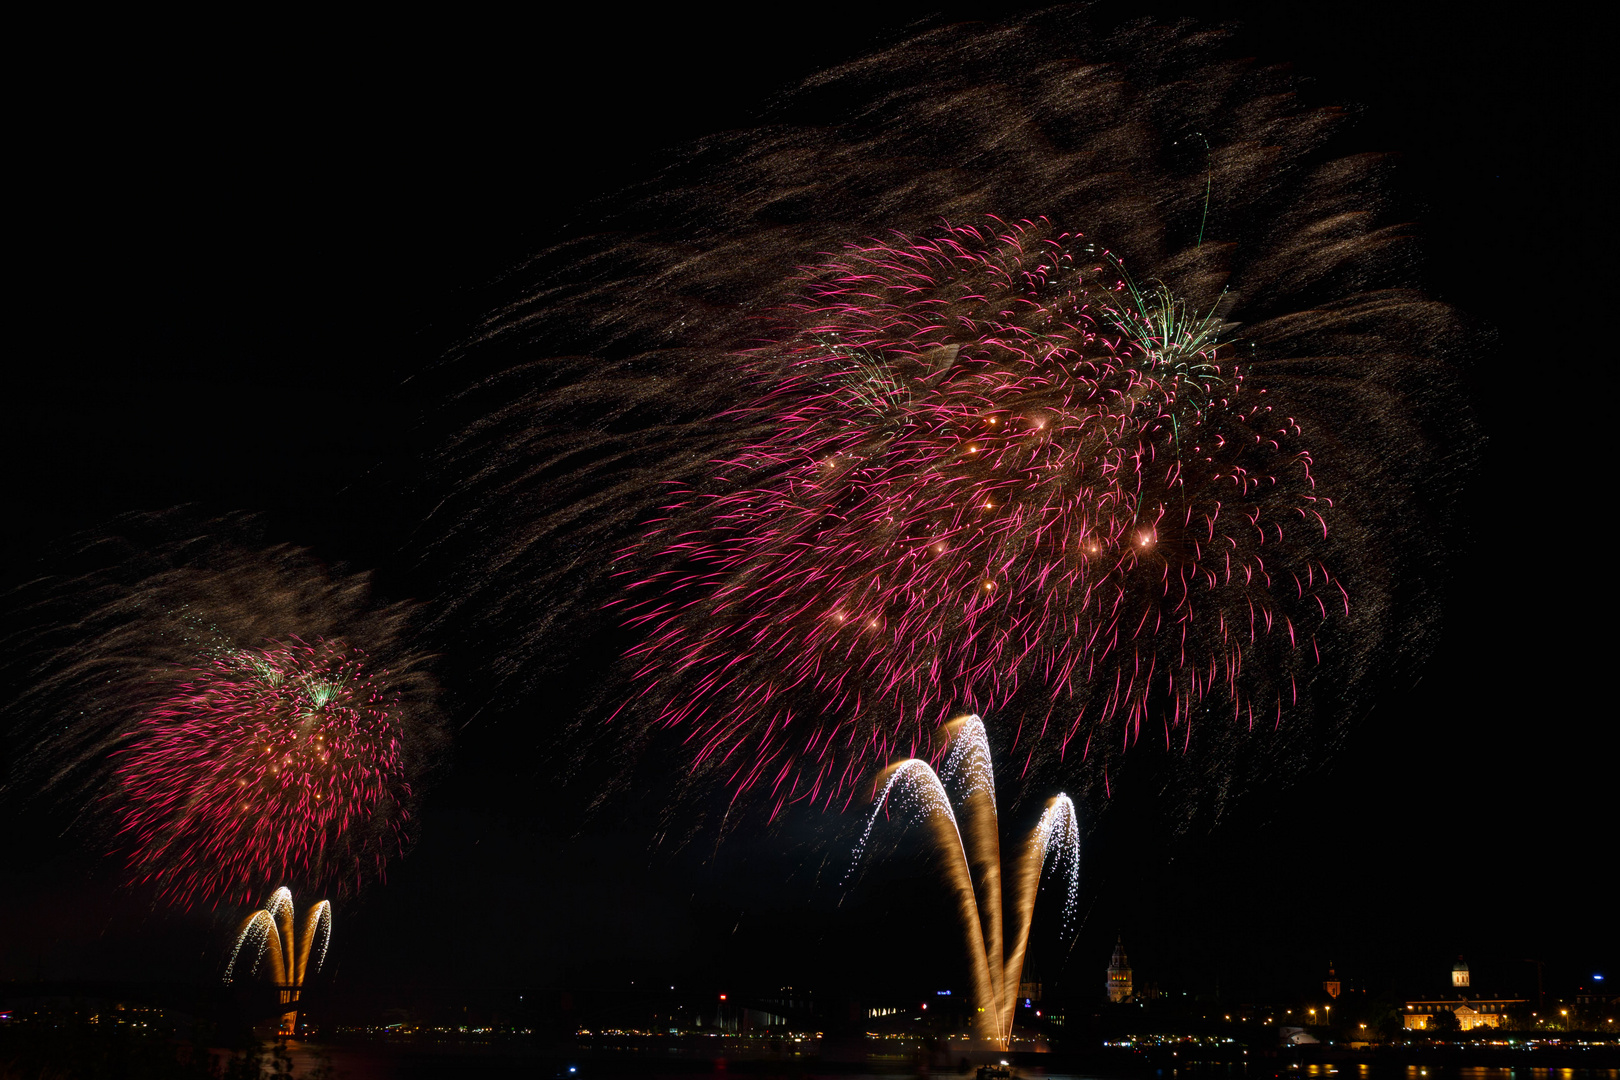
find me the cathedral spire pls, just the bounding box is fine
[1107,935,1134,1003]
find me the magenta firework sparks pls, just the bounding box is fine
[424,11,1474,826]
[618,220,1345,813]
[3,522,441,908]
[113,638,414,906]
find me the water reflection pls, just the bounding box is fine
[254,1051,1620,1080]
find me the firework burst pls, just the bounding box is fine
[618,219,1346,814]
[427,9,1474,822]
[2,514,440,907]
[115,638,416,903]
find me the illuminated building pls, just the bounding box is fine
[1402,998,1520,1031]
[1323,965,1341,999]
[1404,956,1521,1031]
[1106,937,1133,1004]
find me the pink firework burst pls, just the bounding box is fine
[617,219,1347,816]
[113,638,413,907]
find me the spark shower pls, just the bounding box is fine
[855,716,1080,1049]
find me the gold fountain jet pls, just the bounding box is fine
[854,716,1079,1050]
[224,886,332,1036]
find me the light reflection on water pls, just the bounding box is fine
[1167,1067,1619,1080]
[1117,1066,1619,1080]
[262,1048,1620,1080]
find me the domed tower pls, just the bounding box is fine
[1107,936,1134,1003]
[1453,956,1470,989]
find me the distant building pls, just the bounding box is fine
[1107,937,1133,1003]
[1405,956,1521,1030]
[1323,965,1341,999]
[1574,986,1618,1009]
[1403,998,1520,1031]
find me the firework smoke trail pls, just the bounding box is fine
[1001,793,1079,1036]
[2,514,441,907]
[851,755,1003,1044]
[428,9,1474,823]
[942,716,1004,1011]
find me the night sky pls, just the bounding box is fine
[5,3,1607,1020]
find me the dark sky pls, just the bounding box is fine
[5,4,1607,1015]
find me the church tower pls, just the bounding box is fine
[1323,964,1341,999]
[1453,956,1470,988]
[1107,936,1134,1003]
